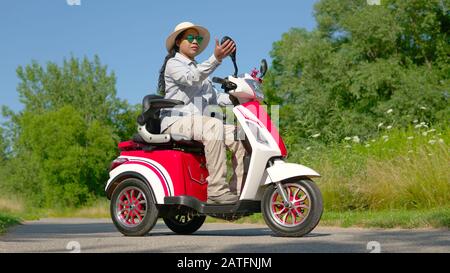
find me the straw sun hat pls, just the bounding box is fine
[165,21,210,54]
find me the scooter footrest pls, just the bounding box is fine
[163,195,260,215]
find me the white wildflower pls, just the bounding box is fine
[306,146,311,151]
[438,139,445,144]
[345,145,351,149]
[371,139,376,143]
[386,125,393,130]
[311,133,321,138]
[413,119,418,123]
[365,144,371,148]
[352,136,360,143]
[420,122,426,125]
[382,135,389,139]
[422,132,428,136]
[407,136,414,140]
[420,106,427,110]
[344,136,352,141]
[378,122,384,128]
[415,124,422,129]
[386,109,393,114]
[428,140,436,145]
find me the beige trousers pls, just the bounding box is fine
[164,116,246,198]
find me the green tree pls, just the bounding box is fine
[3,55,137,139]
[264,0,450,145]
[14,106,116,207]
[1,56,139,208]
[0,127,6,162]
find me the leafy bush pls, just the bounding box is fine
[0,56,140,209]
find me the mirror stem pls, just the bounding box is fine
[232,60,238,77]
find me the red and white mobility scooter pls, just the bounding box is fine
[105,37,323,237]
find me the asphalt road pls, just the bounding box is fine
[0,218,449,253]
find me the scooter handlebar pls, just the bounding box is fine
[212,77,225,84]
[212,77,237,93]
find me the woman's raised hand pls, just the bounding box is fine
[214,38,236,62]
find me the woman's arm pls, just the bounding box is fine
[165,39,235,87]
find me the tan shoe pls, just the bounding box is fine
[207,192,238,204]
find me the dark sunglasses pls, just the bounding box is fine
[185,34,204,44]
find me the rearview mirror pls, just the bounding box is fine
[221,36,238,77]
[260,59,268,78]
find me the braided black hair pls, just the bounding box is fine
[157,31,185,96]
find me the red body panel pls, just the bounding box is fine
[242,101,287,157]
[120,149,208,201]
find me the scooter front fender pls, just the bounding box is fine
[264,160,321,185]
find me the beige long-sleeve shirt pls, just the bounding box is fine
[160,52,231,133]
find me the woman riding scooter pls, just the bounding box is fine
[158,21,246,204]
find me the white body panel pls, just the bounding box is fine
[105,156,173,204]
[228,73,265,103]
[233,105,282,200]
[264,159,321,184]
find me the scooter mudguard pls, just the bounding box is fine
[105,150,209,204]
[264,160,320,184]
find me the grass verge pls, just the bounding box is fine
[44,199,110,218]
[0,197,110,235]
[206,208,450,229]
[320,208,450,229]
[0,213,21,234]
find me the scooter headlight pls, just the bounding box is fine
[245,79,265,100]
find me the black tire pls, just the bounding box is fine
[262,178,323,237]
[110,178,159,236]
[163,213,206,235]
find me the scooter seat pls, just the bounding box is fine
[132,133,204,149]
[133,94,204,150]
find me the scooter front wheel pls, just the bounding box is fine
[262,178,323,237]
[110,178,159,236]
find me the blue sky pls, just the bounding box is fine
[0,0,318,117]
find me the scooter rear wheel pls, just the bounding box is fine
[110,178,159,236]
[262,178,323,237]
[163,213,206,235]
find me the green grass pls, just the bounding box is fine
[44,198,110,218]
[320,208,450,229]
[0,213,21,234]
[288,125,450,211]
[0,197,110,235]
[206,208,450,229]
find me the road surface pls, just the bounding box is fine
[0,218,449,253]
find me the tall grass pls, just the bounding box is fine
[0,195,109,220]
[289,124,450,211]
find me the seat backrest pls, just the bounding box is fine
[140,94,163,134]
[137,94,185,135]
